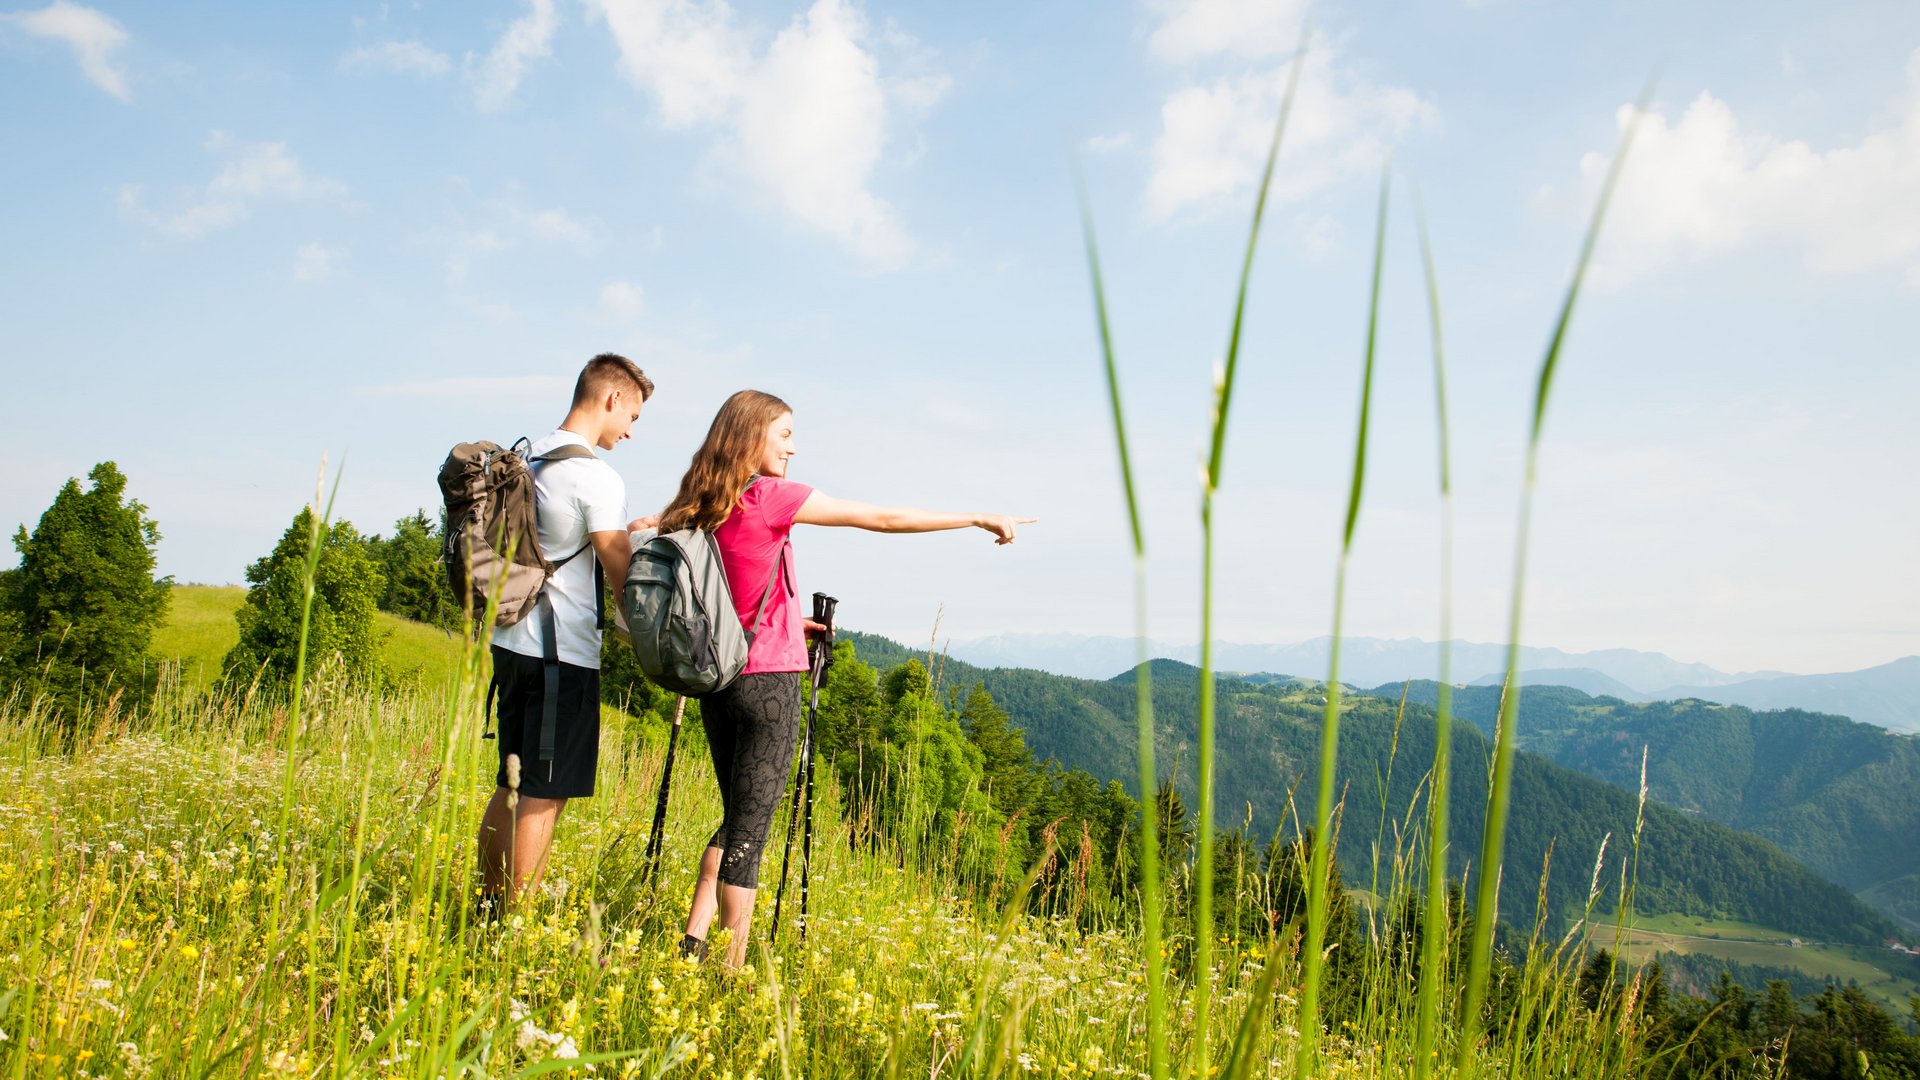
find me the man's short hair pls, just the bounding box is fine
[573,353,655,408]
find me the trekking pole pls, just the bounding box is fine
[769,671,811,942]
[645,695,687,886]
[771,592,837,943]
[797,594,836,942]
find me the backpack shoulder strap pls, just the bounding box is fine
[532,443,597,463]
[744,540,787,645]
[532,440,604,612]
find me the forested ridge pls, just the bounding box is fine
[1389,681,1920,929]
[839,631,1896,946]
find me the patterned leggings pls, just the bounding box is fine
[700,671,802,889]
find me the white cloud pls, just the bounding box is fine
[590,0,747,127]
[1145,45,1434,220]
[340,39,452,78]
[4,1,129,100]
[519,206,595,248]
[119,132,349,240]
[1085,131,1133,154]
[1567,50,1920,287]
[600,279,646,315]
[733,0,910,265]
[1139,5,1433,220]
[468,0,557,111]
[293,242,345,282]
[587,0,936,268]
[1146,0,1309,63]
[430,196,599,288]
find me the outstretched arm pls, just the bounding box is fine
[792,491,1035,545]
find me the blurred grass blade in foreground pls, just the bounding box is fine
[1076,155,1169,1080]
[1299,163,1390,1075]
[1196,33,1306,1077]
[1456,77,1654,1072]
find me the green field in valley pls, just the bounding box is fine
[1613,913,1920,1013]
[152,584,466,692]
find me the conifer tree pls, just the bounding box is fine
[366,509,458,629]
[4,462,170,727]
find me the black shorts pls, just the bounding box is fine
[491,644,601,800]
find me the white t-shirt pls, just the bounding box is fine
[491,429,627,669]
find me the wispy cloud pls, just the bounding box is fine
[293,242,345,282]
[339,39,452,78]
[468,0,557,111]
[518,206,595,249]
[1562,48,1920,288]
[600,279,645,316]
[1138,3,1434,220]
[421,191,602,294]
[1146,0,1308,64]
[3,0,130,100]
[586,0,944,269]
[118,132,349,240]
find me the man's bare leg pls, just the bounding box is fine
[476,789,567,907]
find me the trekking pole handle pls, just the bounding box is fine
[808,592,838,667]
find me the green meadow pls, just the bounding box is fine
[1620,914,1919,1015]
[153,584,467,694]
[2,631,1656,1079]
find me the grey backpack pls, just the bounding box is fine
[624,510,786,697]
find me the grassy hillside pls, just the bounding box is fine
[152,583,467,691]
[1388,681,1920,928]
[1,653,1673,1078]
[11,617,1912,1075]
[839,632,1896,947]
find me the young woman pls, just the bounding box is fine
[659,389,1033,969]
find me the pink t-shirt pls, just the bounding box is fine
[714,477,813,674]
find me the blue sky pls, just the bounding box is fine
[3,0,1916,676]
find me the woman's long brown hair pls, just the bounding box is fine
[660,389,793,533]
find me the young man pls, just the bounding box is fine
[476,352,655,911]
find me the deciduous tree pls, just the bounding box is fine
[223,508,385,688]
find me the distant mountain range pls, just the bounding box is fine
[942,634,1920,734]
[841,631,1899,946]
[1387,682,1920,932]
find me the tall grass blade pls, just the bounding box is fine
[1075,159,1168,1080]
[1298,162,1390,1074]
[1197,35,1305,1075]
[277,456,345,835]
[1411,177,1457,1078]
[958,839,1056,1075]
[1224,929,1297,1080]
[1455,78,1654,1072]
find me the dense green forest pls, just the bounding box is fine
[839,631,1895,946]
[1389,681,1920,929]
